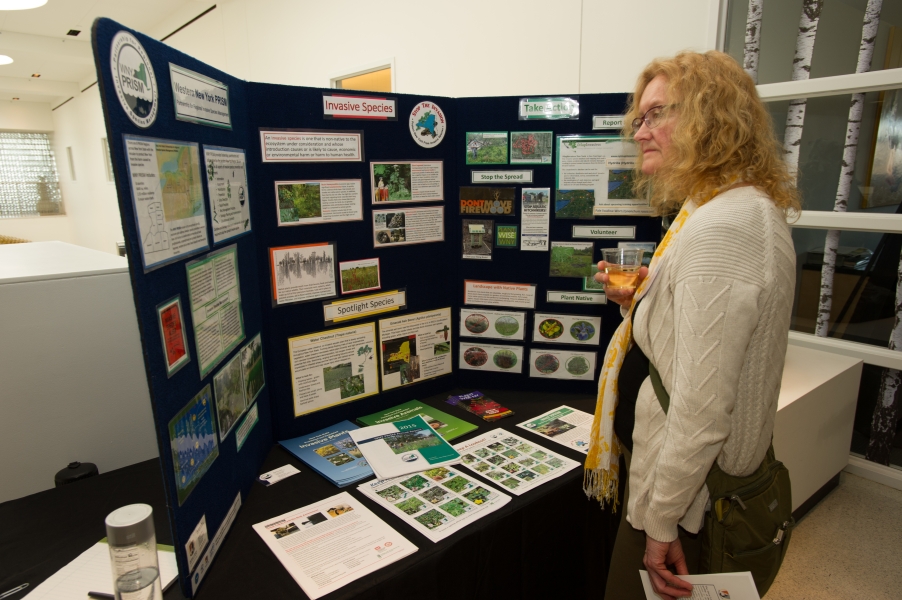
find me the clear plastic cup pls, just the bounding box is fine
[601,248,644,291]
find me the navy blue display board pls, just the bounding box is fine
[93,17,657,597]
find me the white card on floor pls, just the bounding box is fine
[259,464,300,486]
[640,571,759,600]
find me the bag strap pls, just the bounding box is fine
[648,361,670,415]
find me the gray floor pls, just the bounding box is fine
[765,472,902,599]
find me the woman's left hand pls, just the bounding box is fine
[643,535,693,599]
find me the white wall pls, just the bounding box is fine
[51,87,124,255]
[0,99,53,130]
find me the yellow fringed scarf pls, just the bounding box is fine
[583,203,694,509]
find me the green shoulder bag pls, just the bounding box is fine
[648,362,794,596]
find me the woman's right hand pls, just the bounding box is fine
[595,261,648,308]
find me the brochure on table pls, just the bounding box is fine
[93,17,658,597]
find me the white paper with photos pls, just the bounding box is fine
[459,308,526,341]
[520,187,551,251]
[358,466,511,543]
[252,492,417,600]
[532,313,602,346]
[373,206,444,247]
[453,428,580,495]
[640,571,760,600]
[204,146,250,243]
[459,343,523,374]
[348,416,461,480]
[275,179,363,226]
[378,308,452,391]
[370,161,443,203]
[516,406,594,454]
[528,348,596,381]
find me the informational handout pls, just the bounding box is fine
[168,385,219,505]
[279,421,373,487]
[270,242,338,305]
[528,348,596,381]
[640,571,760,600]
[463,280,536,309]
[556,135,653,216]
[372,206,444,247]
[348,416,461,480]
[459,342,523,374]
[358,465,511,543]
[516,406,594,454]
[258,464,301,487]
[252,492,417,600]
[185,244,245,378]
[370,161,443,203]
[532,313,602,346]
[460,308,527,341]
[124,135,209,271]
[378,308,452,391]
[454,428,580,495]
[203,145,250,243]
[259,129,363,162]
[520,187,551,251]
[288,322,378,416]
[275,179,363,226]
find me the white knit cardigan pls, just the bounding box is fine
[625,187,795,543]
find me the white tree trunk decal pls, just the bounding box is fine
[744,0,764,83]
[815,0,883,338]
[783,0,824,180]
[868,249,902,464]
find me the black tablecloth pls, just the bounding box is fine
[0,389,622,600]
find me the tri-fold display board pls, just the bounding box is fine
[93,18,659,596]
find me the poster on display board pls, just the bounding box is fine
[275,179,363,226]
[521,188,550,251]
[170,64,231,129]
[168,384,219,506]
[459,308,526,341]
[203,145,250,244]
[459,343,523,374]
[370,161,443,203]
[556,135,653,216]
[259,129,364,163]
[288,322,379,417]
[532,313,602,346]
[378,308,452,392]
[269,242,338,306]
[123,135,209,271]
[373,206,444,247]
[463,281,536,309]
[156,295,190,377]
[510,131,553,164]
[528,348,596,381]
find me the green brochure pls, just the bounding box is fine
[356,399,477,442]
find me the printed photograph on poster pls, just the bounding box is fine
[168,384,219,506]
[213,351,247,441]
[203,145,250,244]
[459,343,523,373]
[186,245,245,378]
[459,308,527,341]
[339,258,381,295]
[556,135,653,216]
[583,264,605,292]
[521,188,550,251]
[462,219,494,261]
[259,129,363,163]
[373,206,444,247]
[371,161,443,203]
[549,241,594,278]
[235,402,259,452]
[378,308,452,391]
[156,295,190,377]
[618,241,656,267]
[528,349,597,380]
[185,515,209,573]
[465,132,508,165]
[459,186,516,217]
[276,180,363,226]
[289,323,378,417]
[495,224,518,249]
[510,131,552,164]
[124,135,209,271]
[241,333,265,403]
[270,242,338,305]
[555,189,595,219]
[532,313,602,346]
[463,280,536,309]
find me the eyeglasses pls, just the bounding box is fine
[630,105,675,134]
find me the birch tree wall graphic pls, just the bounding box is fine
[869,258,902,464]
[743,0,763,83]
[815,0,883,339]
[783,0,824,179]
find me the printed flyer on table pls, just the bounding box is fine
[516,406,594,454]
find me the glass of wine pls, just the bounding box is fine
[601,248,644,292]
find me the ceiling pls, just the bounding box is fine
[0,0,213,105]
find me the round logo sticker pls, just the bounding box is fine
[110,31,158,128]
[409,101,446,148]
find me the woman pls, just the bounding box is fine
[584,51,800,599]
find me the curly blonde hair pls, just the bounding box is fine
[623,50,800,216]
